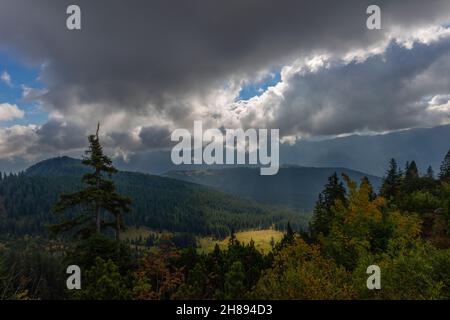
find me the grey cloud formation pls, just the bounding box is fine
[21,85,48,103]
[30,120,87,153]
[239,38,450,137]
[1,0,448,113]
[139,126,172,149]
[0,0,449,164]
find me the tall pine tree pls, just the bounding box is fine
[426,166,435,179]
[310,173,347,237]
[439,149,450,182]
[380,158,403,200]
[405,161,419,180]
[403,160,420,193]
[278,222,295,248]
[51,123,131,240]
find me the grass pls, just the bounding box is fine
[121,227,285,254]
[198,229,284,254]
[120,227,154,241]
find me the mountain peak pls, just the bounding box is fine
[25,156,84,177]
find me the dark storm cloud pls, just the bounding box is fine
[0,0,449,116]
[0,0,450,163]
[107,125,172,151]
[139,126,172,149]
[30,120,87,153]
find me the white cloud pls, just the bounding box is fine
[21,85,48,102]
[427,95,450,113]
[0,124,37,159]
[0,103,25,121]
[234,33,450,138]
[1,70,12,86]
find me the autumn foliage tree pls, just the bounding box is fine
[322,174,421,269]
[254,238,355,299]
[133,235,185,300]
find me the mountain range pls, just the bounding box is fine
[0,157,305,239]
[109,124,450,177]
[1,140,439,239]
[165,166,382,212]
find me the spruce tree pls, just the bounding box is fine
[51,123,131,240]
[426,166,435,179]
[405,161,419,180]
[286,222,295,240]
[228,227,238,246]
[380,158,403,200]
[279,222,295,247]
[223,261,245,299]
[310,172,347,237]
[439,149,450,182]
[404,161,419,193]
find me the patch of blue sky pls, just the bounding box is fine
[237,71,281,101]
[0,51,48,126]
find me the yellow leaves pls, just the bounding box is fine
[255,238,356,299]
[16,289,29,300]
[389,210,421,240]
[322,176,423,269]
[336,179,385,232]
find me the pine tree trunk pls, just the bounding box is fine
[95,168,101,234]
[96,205,101,234]
[115,215,120,241]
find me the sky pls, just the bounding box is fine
[0,0,449,172]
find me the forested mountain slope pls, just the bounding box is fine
[0,157,305,238]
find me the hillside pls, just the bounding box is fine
[0,157,305,238]
[165,166,382,211]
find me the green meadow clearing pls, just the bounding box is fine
[198,229,284,253]
[121,227,284,254]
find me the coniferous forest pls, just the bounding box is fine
[0,128,449,300]
[2,1,450,306]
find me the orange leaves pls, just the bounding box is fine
[134,242,185,300]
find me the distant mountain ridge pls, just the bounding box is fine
[165,166,382,211]
[1,125,448,177]
[108,124,450,176]
[281,124,450,176]
[25,156,88,176]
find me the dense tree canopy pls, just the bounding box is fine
[1,138,449,300]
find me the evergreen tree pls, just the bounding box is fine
[228,227,238,246]
[285,222,295,241]
[404,161,420,193]
[223,261,246,299]
[279,222,295,248]
[310,173,347,237]
[426,166,435,179]
[439,149,450,182]
[380,158,403,200]
[50,123,131,240]
[405,161,419,180]
[72,257,131,300]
